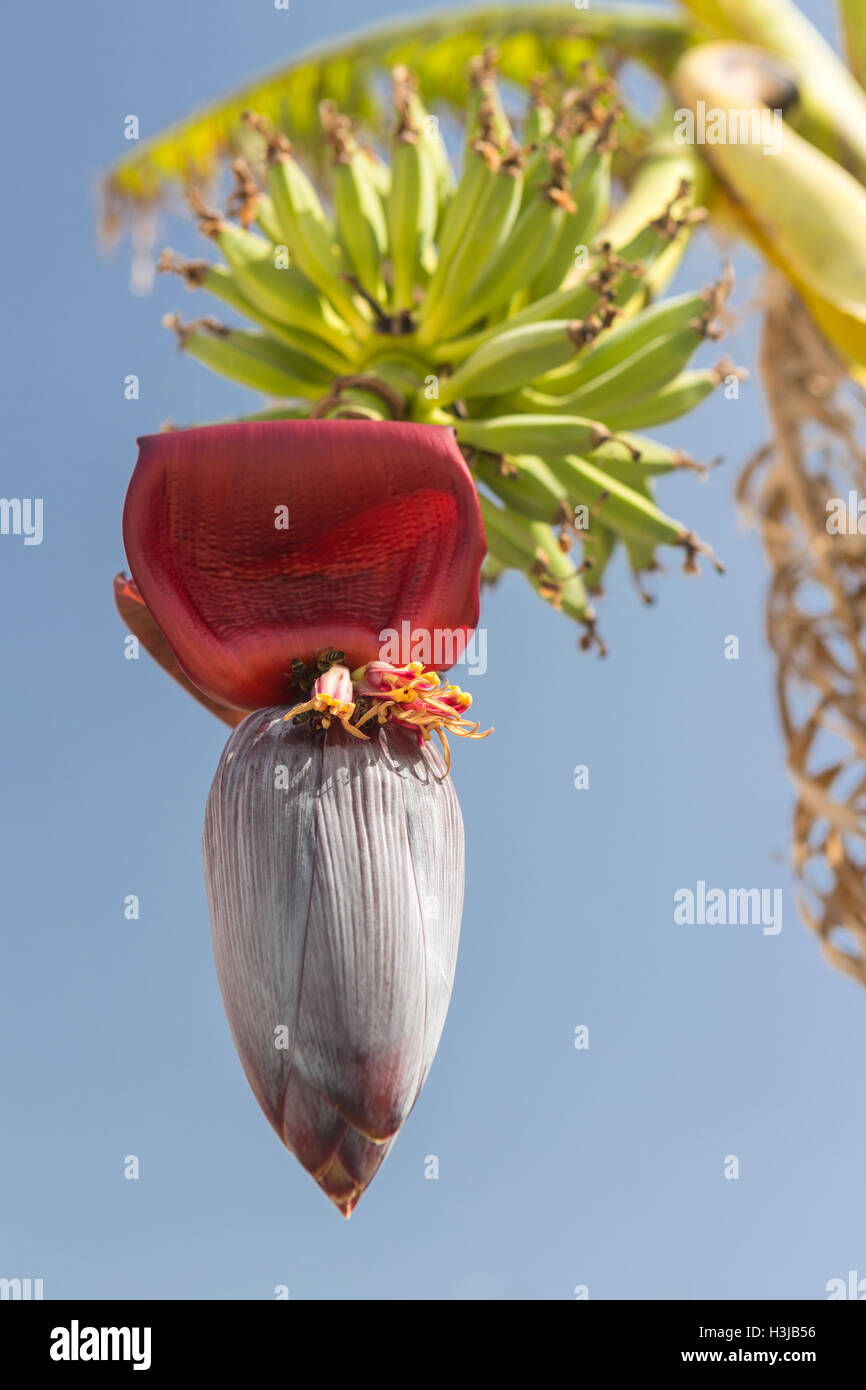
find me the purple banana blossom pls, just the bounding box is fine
[203,710,464,1216]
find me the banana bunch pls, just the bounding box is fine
[159,59,740,647]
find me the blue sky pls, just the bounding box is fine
[2,0,864,1300]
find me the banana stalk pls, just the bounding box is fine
[680,0,866,181]
[672,42,866,376]
[838,0,866,92]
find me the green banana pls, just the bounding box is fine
[157,256,356,376]
[609,468,663,596]
[535,282,727,398]
[471,452,570,524]
[455,412,621,459]
[599,361,743,430]
[322,102,388,304]
[602,110,709,302]
[424,64,509,313]
[477,492,548,571]
[244,112,371,337]
[437,320,588,406]
[223,153,285,245]
[479,495,593,624]
[481,550,508,584]
[253,195,285,246]
[545,454,721,572]
[432,180,700,367]
[592,431,706,476]
[466,49,513,145]
[530,128,613,299]
[562,325,719,417]
[164,314,330,399]
[399,71,454,234]
[431,141,493,282]
[427,156,575,343]
[522,83,556,161]
[187,192,358,355]
[527,520,595,625]
[578,516,617,595]
[388,72,438,314]
[421,152,524,340]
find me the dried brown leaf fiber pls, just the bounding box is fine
[738,275,866,986]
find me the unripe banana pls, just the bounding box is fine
[431,156,576,342]
[466,50,513,145]
[592,431,706,476]
[600,361,742,430]
[578,516,617,595]
[520,92,575,211]
[157,255,357,376]
[244,112,371,337]
[610,469,662,593]
[517,333,709,419]
[455,412,619,459]
[362,147,392,200]
[188,192,359,356]
[471,452,570,524]
[602,111,709,301]
[526,520,594,624]
[426,65,508,309]
[388,74,438,314]
[432,185,699,367]
[530,134,612,299]
[138,60,730,638]
[163,314,330,400]
[321,102,388,304]
[479,495,592,623]
[432,270,598,365]
[536,283,727,398]
[433,143,496,280]
[477,492,547,571]
[481,550,508,585]
[545,453,684,545]
[560,324,719,418]
[253,195,285,246]
[544,454,721,572]
[522,80,556,148]
[397,69,454,234]
[421,153,524,341]
[437,320,588,407]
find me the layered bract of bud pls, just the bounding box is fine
[203,711,464,1216]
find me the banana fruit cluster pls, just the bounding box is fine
[160,57,740,646]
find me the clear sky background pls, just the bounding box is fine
[2,0,864,1301]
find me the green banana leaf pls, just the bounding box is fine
[102,3,695,233]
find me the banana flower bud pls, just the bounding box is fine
[117,417,488,1214]
[203,712,463,1216]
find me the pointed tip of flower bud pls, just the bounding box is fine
[279,1065,395,1216]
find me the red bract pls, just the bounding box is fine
[113,575,244,727]
[122,419,485,712]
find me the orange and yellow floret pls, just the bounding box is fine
[283,659,491,770]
